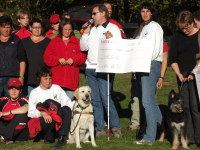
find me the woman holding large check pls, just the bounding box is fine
[135,2,163,145]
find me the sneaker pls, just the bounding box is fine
[0,136,5,143]
[129,124,139,130]
[54,135,66,149]
[96,130,106,137]
[135,140,153,145]
[111,128,122,138]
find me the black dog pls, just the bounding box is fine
[36,99,61,115]
[158,90,188,150]
[33,99,62,142]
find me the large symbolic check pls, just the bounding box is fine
[96,39,154,73]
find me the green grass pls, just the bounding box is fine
[1,68,199,150]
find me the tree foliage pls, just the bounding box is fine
[0,0,74,23]
[0,0,199,31]
[105,0,199,31]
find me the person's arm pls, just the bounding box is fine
[157,38,169,89]
[40,111,52,124]
[169,33,186,82]
[171,63,185,82]
[157,51,168,89]
[107,24,122,40]
[0,104,28,118]
[80,23,92,51]
[153,24,163,60]
[67,40,86,66]
[17,40,27,85]
[19,61,26,85]
[28,91,42,118]
[43,40,61,67]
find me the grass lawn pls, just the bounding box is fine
[1,67,199,150]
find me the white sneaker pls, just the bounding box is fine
[135,140,153,145]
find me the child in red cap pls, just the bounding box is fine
[45,14,60,39]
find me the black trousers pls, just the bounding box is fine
[0,114,28,141]
[177,77,200,143]
[40,106,72,141]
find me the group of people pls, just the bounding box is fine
[0,1,200,149]
[129,4,200,147]
[0,5,85,149]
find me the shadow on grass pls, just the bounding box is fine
[111,89,169,124]
[112,91,132,118]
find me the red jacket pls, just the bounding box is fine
[12,26,32,39]
[45,29,58,39]
[109,19,126,39]
[44,35,86,90]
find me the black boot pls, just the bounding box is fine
[54,135,66,149]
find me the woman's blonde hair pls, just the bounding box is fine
[16,10,29,19]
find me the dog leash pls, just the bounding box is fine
[179,81,187,98]
[70,109,83,134]
[179,82,184,91]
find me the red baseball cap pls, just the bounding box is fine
[49,14,60,24]
[8,78,22,89]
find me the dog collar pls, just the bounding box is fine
[73,110,93,115]
[76,104,89,110]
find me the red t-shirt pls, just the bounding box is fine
[163,42,168,52]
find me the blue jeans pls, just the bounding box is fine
[141,61,162,143]
[0,77,14,97]
[27,85,38,97]
[85,69,120,131]
[62,87,74,100]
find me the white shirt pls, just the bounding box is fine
[80,21,122,69]
[138,21,163,62]
[28,84,75,118]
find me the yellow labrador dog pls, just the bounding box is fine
[68,86,97,148]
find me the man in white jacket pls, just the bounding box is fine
[80,4,122,138]
[28,67,74,149]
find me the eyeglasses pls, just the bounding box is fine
[92,12,100,16]
[63,29,72,32]
[31,27,41,30]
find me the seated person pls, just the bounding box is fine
[28,67,74,149]
[0,78,28,144]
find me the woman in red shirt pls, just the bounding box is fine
[44,19,86,99]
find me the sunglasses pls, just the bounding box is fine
[92,12,100,16]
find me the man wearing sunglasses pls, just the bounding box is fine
[80,4,122,138]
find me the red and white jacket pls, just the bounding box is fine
[0,97,28,120]
[12,25,32,39]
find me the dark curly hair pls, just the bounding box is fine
[36,67,52,81]
[138,2,157,22]
[0,15,13,27]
